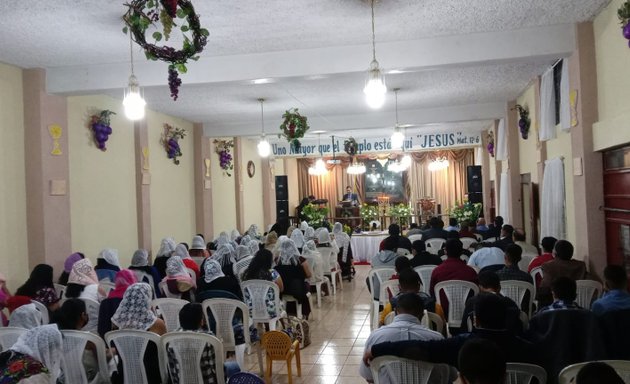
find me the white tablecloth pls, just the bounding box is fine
[350,231,389,263]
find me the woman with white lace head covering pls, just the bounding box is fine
[302,240,325,284]
[304,226,316,240]
[0,324,63,382]
[290,229,305,251]
[273,235,291,262]
[197,259,244,300]
[248,240,260,256]
[274,239,312,318]
[8,303,42,329]
[128,249,162,295]
[240,235,252,246]
[111,283,165,333]
[155,237,177,279]
[286,226,297,238]
[317,228,339,270]
[65,258,102,302]
[246,224,260,239]
[332,222,351,263]
[230,229,241,242]
[300,221,309,232]
[215,232,231,248]
[173,243,200,280]
[95,248,120,282]
[233,245,252,263]
[190,235,210,259]
[278,239,301,266]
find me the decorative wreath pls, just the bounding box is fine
[123,0,209,100]
[513,104,531,140]
[487,131,495,158]
[619,1,630,45]
[278,108,309,152]
[90,110,115,151]
[161,123,186,164]
[344,137,358,157]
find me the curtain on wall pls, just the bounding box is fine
[499,171,511,225]
[560,59,571,132]
[540,157,566,239]
[496,119,508,161]
[540,68,557,141]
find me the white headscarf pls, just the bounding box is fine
[318,228,332,245]
[333,222,351,262]
[273,235,290,257]
[11,324,63,380]
[191,235,206,250]
[300,221,309,231]
[157,237,177,258]
[111,283,157,331]
[9,303,42,329]
[278,239,301,266]
[234,245,252,263]
[240,235,252,246]
[290,229,305,249]
[173,244,191,260]
[302,240,324,283]
[230,229,241,241]
[68,258,99,286]
[131,249,149,267]
[248,240,260,256]
[203,259,225,284]
[216,232,230,247]
[212,243,235,267]
[304,227,315,240]
[99,248,120,267]
[246,224,259,239]
[165,256,189,278]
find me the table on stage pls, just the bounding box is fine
[350,231,389,264]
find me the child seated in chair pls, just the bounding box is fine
[168,303,240,383]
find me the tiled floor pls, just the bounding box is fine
[242,264,372,383]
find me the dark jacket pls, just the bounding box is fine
[421,228,449,241]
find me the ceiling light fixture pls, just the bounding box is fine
[428,157,449,172]
[309,134,328,176]
[347,161,367,175]
[123,35,146,121]
[387,159,404,173]
[363,0,386,109]
[257,98,271,157]
[391,88,404,150]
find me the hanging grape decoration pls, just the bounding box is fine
[513,104,531,140]
[90,110,115,151]
[123,0,209,100]
[213,139,234,176]
[487,131,495,157]
[619,1,630,47]
[162,123,186,164]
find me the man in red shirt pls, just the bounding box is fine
[528,236,557,273]
[429,239,478,310]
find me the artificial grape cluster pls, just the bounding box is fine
[219,150,232,170]
[167,138,182,164]
[487,142,495,157]
[92,123,113,151]
[168,67,182,100]
[518,118,529,139]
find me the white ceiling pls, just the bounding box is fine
[0,0,611,138]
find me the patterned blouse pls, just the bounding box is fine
[166,330,218,384]
[32,287,59,307]
[0,351,48,383]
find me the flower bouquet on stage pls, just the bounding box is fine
[449,201,483,223]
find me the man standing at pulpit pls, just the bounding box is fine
[341,186,359,207]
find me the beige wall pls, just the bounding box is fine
[0,63,29,290]
[148,112,196,254]
[211,137,238,235]
[67,95,138,266]
[516,83,540,183]
[284,158,300,214]
[242,138,264,231]
[593,0,630,150]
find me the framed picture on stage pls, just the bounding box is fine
[364,159,405,202]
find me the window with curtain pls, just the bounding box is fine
[540,68,557,141]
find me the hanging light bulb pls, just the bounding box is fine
[348,161,367,175]
[309,134,328,176]
[401,154,412,169]
[123,36,146,120]
[428,157,449,172]
[363,0,386,109]
[257,98,271,157]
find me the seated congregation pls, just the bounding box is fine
[0,221,353,383]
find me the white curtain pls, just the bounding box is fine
[496,119,508,160]
[499,171,511,225]
[474,147,483,165]
[560,59,571,131]
[540,157,566,239]
[539,68,557,141]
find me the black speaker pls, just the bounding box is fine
[468,192,483,204]
[467,166,482,193]
[276,200,289,219]
[275,176,288,201]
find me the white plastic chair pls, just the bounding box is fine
[105,330,167,384]
[0,327,27,351]
[383,312,395,325]
[80,298,100,333]
[151,298,188,332]
[241,280,283,331]
[500,280,535,318]
[201,298,263,374]
[162,331,225,384]
[233,256,254,283]
[319,246,342,295]
[368,268,396,330]
[30,300,49,324]
[396,248,411,258]
[434,280,479,330]
[186,267,196,279]
[99,281,115,297]
[304,254,330,308]
[505,362,547,384]
[133,270,155,291]
[474,233,484,242]
[518,254,537,272]
[408,234,423,243]
[575,280,603,309]
[558,360,630,384]
[425,239,446,255]
[381,280,400,304]
[370,355,450,384]
[282,294,304,320]
[421,311,445,335]
[460,238,477,251]
[54,283,66,300]
[159,280,182,299]
[413,265,438,294]
[530,267,543,287]
[60,330,111,384]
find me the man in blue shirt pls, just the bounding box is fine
[592,264,630,315]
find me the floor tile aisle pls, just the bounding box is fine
[242,264,372,383]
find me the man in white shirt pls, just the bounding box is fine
[360,293,444,383]
[467,244,505,270]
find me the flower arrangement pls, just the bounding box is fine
[344,137,358,156]
[161,123,186,164]
[343,224,353,236]
[123,0,209,100]
[90,110,115,151]
[213,139,234,176]
[388,203,413,226]
[513,104,531,139]
[487,131,495,157]
[279,108,309,152]
[301,203,329,227]
[360,203,379,222]
[449,201,483,223]
[619,1,630,46]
